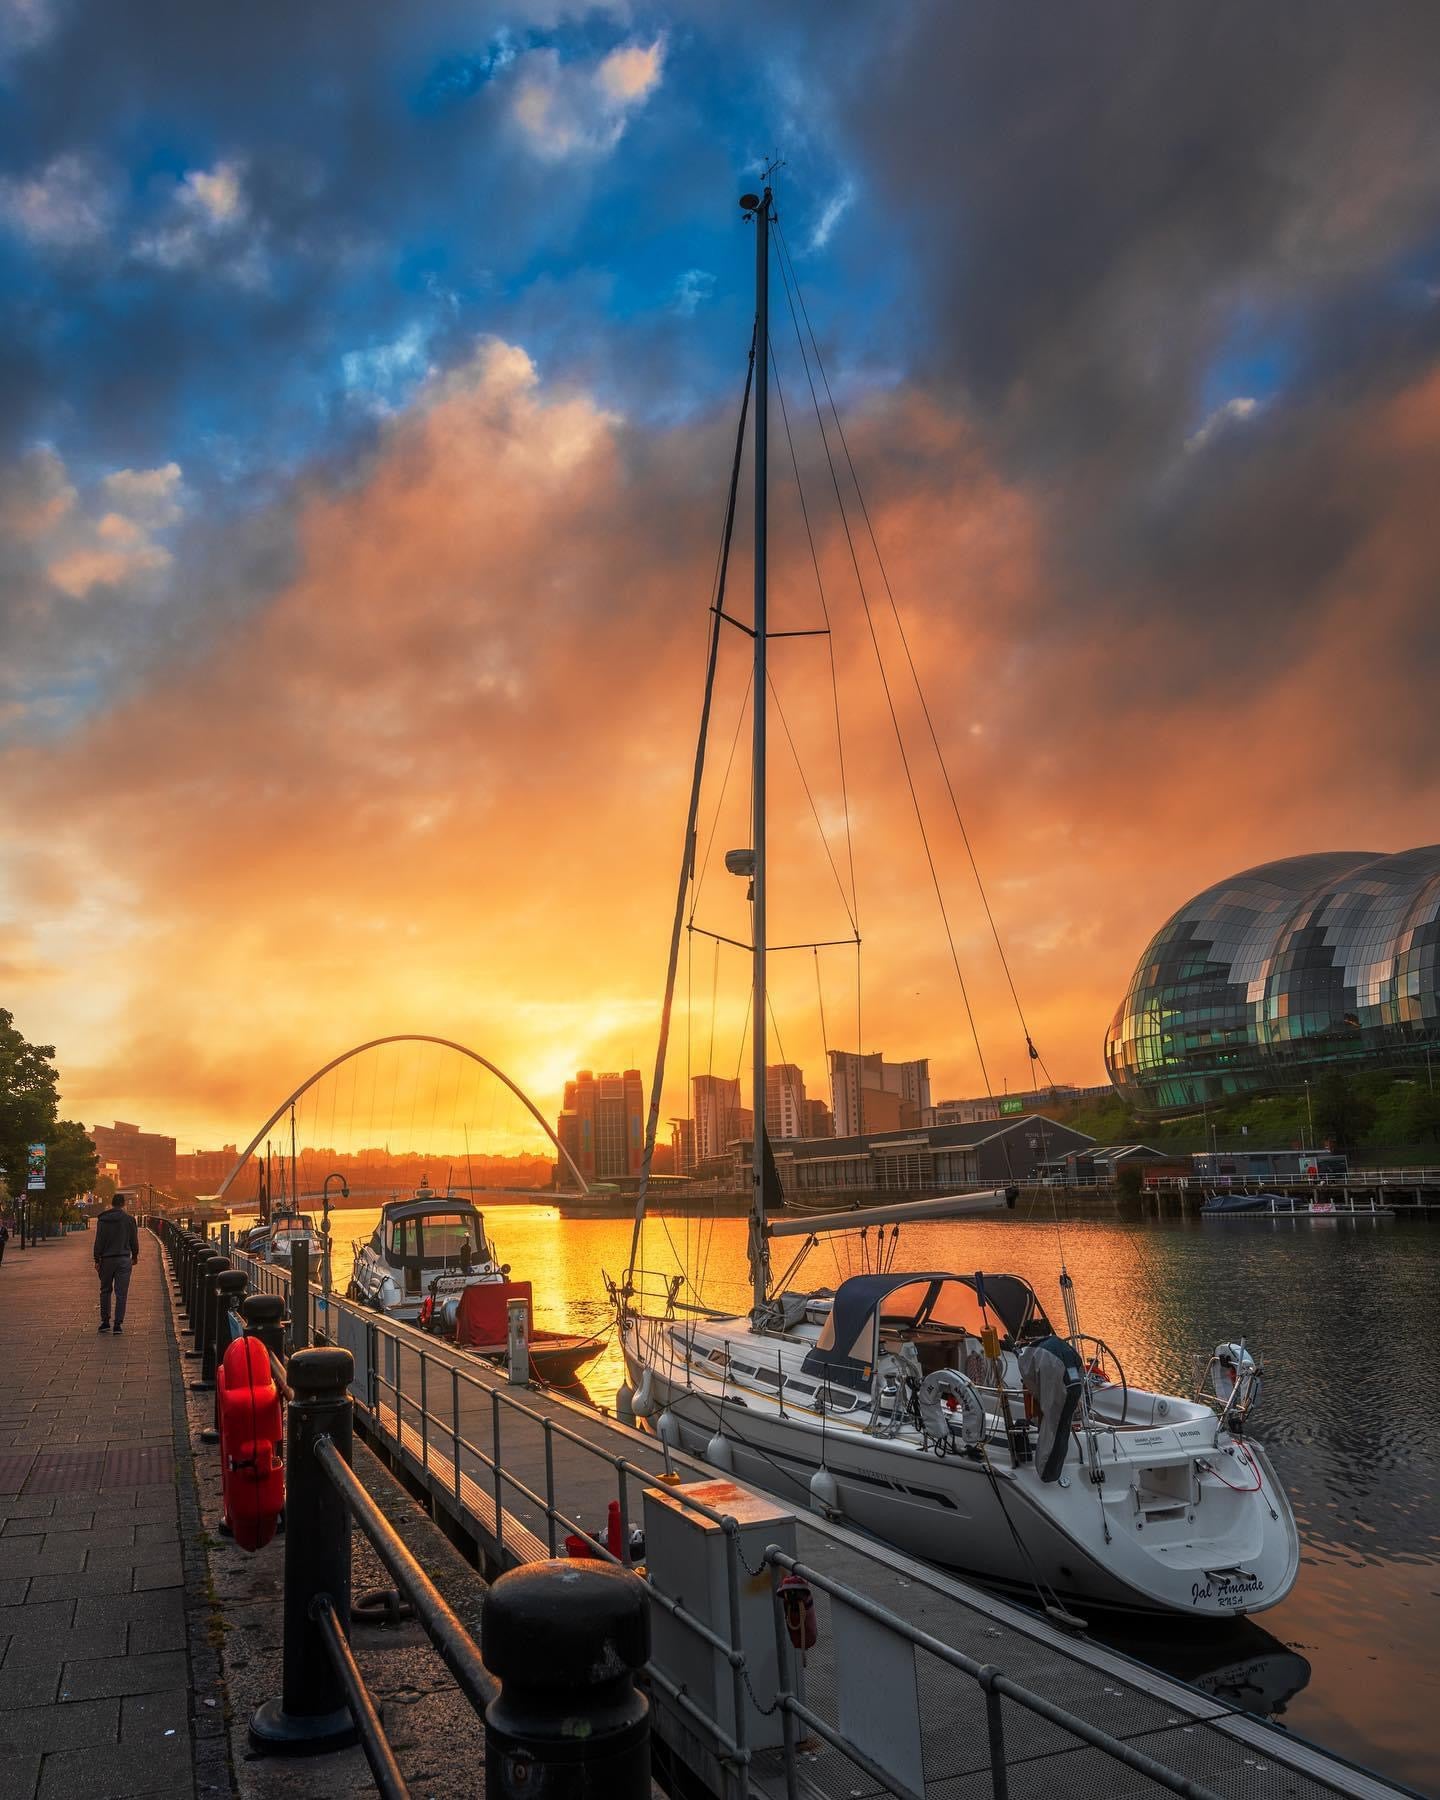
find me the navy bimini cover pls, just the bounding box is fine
[800,1270,1052,1385]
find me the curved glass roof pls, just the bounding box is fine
[1104,846,1440,1110]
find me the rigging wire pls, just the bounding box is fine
[769,337,859,925]
[771,228,994,1098]
[774,217,1053,1089]
[767,671,857,934]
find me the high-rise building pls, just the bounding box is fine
[555,1069,645,1182]
[829,1052,932,1138]
[765,1063,807,1139]
[88,1122,177,1190]
[692,1075,752,1163]
[802,1097,833,1138]
[669,1117,697,1175]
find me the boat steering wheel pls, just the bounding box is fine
[1063,1333,1129,1425]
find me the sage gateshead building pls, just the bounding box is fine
[1105,846,1440,1112]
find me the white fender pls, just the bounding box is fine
[656,1409,681,1447]
[705,1431,734,1470]
[809,1466,842,1519]
[631,1366,656,1419]
[616,1383,636,1427]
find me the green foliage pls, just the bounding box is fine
[1115,1163,1145,1202]
[0,1014,97,1221]
[0,1008,60,1204]
[1309,1070,1378,1151]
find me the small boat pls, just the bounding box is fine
[348,1180,505,1321]
[264,1208,322,1266]
[418,1279,608,1387]
[1201,1190,1284,1215]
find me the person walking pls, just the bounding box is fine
[94,1191,139,1333]
[0,1218,9,1264]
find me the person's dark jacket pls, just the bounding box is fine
[93,1210,139,1264]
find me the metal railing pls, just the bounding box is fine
[209,1241,1257,1800]
[157,1223,651,1797]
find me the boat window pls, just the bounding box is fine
[925,1281,989,1335]
[419,1213,484,1263]
[387,1220,413,1261]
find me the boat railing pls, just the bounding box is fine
[223,1237,1233,1800]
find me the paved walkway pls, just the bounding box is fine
[0,1226,196,1800]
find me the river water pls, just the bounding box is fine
[239,1201,1438,1791]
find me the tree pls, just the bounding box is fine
[1309,1071,1378,1153]
[0,1008,60,1203]
[43,1119,100,1210]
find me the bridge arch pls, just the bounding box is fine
[217,1034,588,1198]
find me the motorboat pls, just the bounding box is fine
[348,1181,505,1322]
[611,182,1300,1620]
[1201,1190,1284,1214]
[264,1208,322,1266]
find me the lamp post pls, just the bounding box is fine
[319,1173,348,1296]
[1304,1078,1314,1146]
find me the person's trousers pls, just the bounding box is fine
[98,1256,133,1326]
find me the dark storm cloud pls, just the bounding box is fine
[823,1,1440,455]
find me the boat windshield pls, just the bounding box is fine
[801,1270,1054,1384]
[273,1214,315,1233]
[386,1211,487,1268]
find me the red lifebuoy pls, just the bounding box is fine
[217,1335,284,1552]
[778,1572,818,1653]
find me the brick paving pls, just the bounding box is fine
[0,1226,197,1800]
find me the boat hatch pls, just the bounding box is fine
[800,1270,1053,1385]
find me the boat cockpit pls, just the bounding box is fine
[798,1270,1054,1388]
[364,1201,495,1298]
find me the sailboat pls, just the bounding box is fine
[610,182,1300,1619]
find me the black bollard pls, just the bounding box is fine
[250,1346,357,1756]
[190,1256,229,1384]
[290,1240,310,1351]
[206,1269,249,1383]
[482,1559,650,1798]
[241,1293,287,1364]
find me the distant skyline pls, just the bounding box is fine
[5,6,1440,1148]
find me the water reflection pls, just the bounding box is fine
[236,1201,1439,1791]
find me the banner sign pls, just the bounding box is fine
[999,1096,1024,1116]
[26,1142,46,1190]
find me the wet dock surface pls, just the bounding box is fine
[0,1227,199,1800]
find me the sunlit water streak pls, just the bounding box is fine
[234,1202,1438,1791]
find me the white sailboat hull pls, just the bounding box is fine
[622,1316,1300,1619]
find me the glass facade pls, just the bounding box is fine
[1105,847,1440,1110]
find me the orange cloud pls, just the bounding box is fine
[5,341,1440,1149]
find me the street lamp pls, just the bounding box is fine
[1304,1079,1314,1146]
[320,1173,349,1296]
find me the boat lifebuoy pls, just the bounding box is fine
[778,1572,818,1652]
[217,1335,284,1553]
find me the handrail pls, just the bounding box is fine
[314,1437,498,1713]
[765,1547,1225,1800]
[312,1596,410,1800]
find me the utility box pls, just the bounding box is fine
[643,1478,797,1755]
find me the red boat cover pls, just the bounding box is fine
[456,1280,533,1348]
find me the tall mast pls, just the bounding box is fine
[748,184,773,1317]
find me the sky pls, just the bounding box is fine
[4,1,1440,1151]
